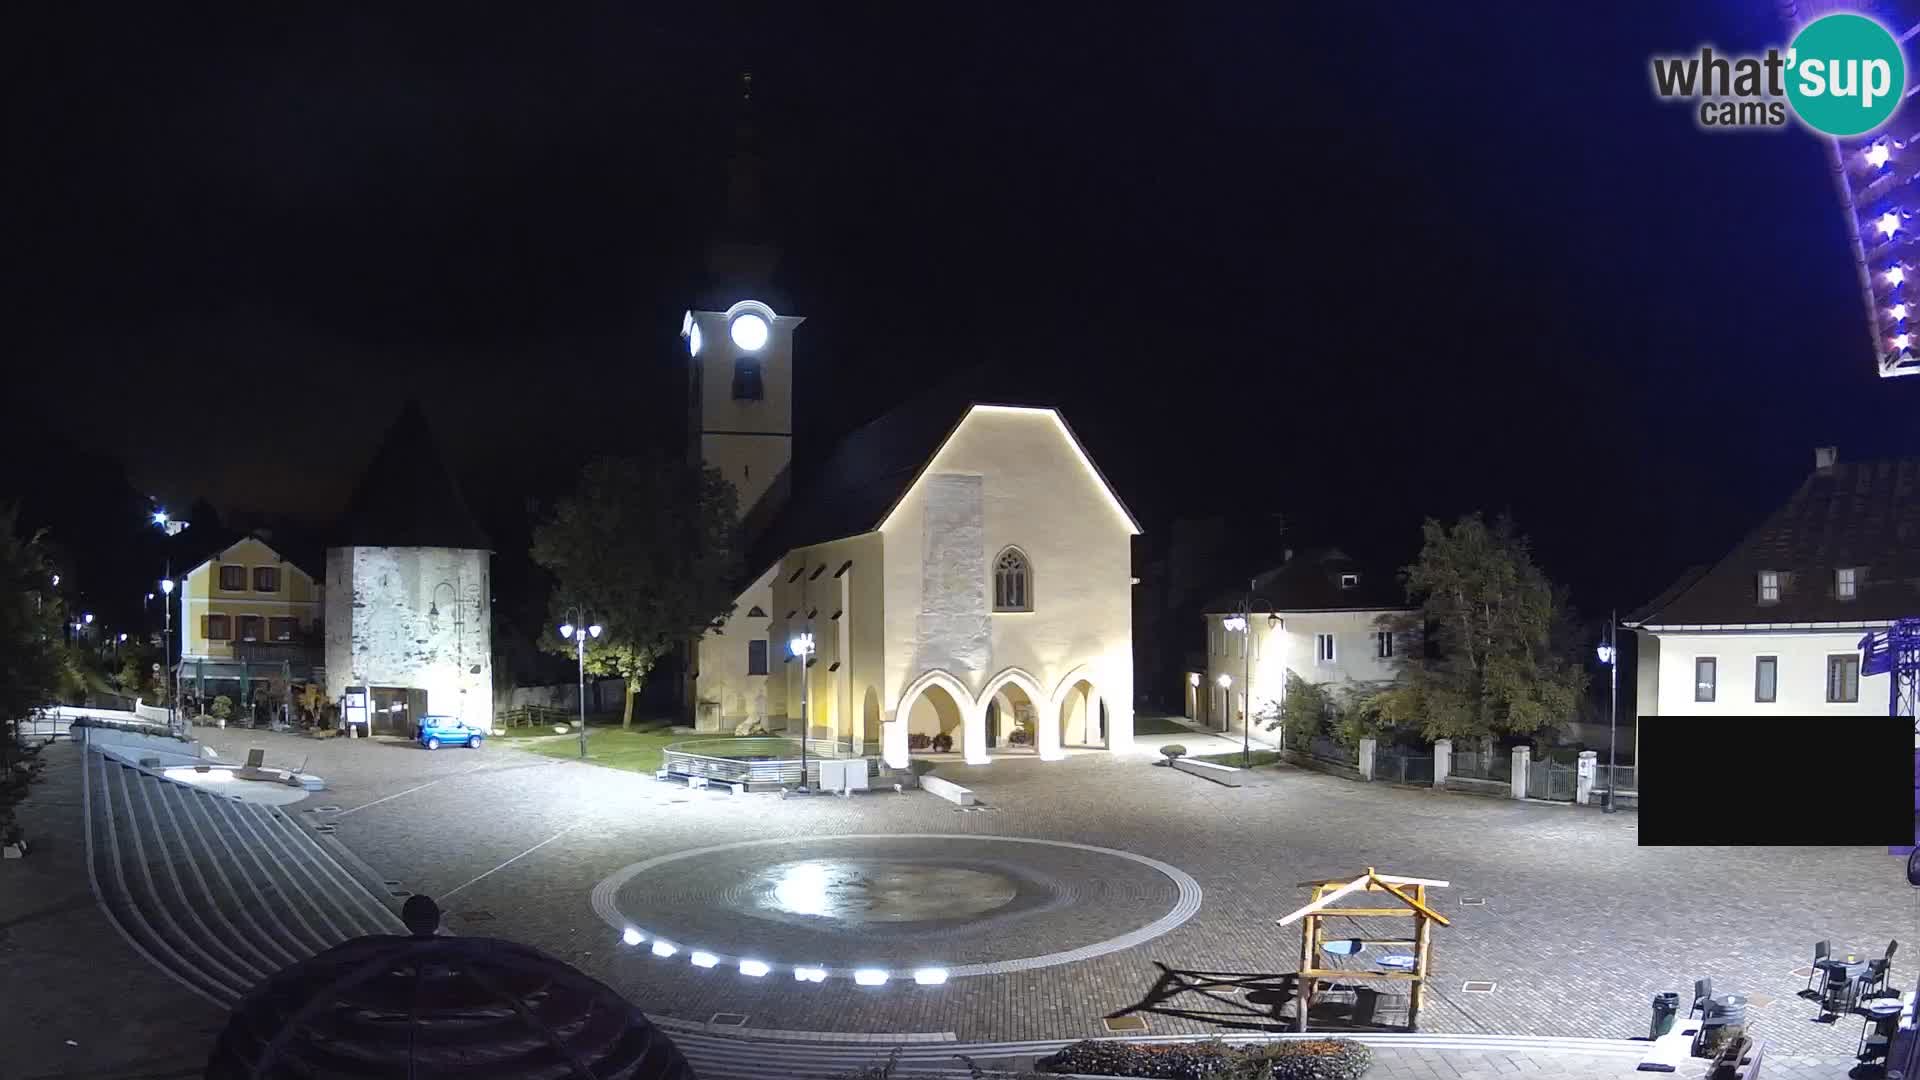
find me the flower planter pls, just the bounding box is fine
[3,840,30,859]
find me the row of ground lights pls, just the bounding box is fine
[622,927,948,985]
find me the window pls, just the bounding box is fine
[1836,567,1857,600]
[1340,573,1359,589]
[1376,631,1394,659]
[219,565,246,591]
[732,356,764,400]
[1827,655,1861,703]
[1315,633,1336,664]
[253,566,280,593]
[268,617,298,642]
[206,614,231,640]
[236,615,263,642]
[1755,656,1777,703]
[1694,657,1716,702]
[993,547,1031,611]
[1757,570,1780,603]
[747,639,769,676]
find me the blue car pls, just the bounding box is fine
[416,715,485,750]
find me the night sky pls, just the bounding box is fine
[10,4,1919,636]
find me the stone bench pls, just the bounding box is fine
[1172,758,1243,787]
[920,775,975,806]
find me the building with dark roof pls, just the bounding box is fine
[323,403,493,733]
[1189,549,1414,735]
[1626,448,1918,720]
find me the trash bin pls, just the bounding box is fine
[1648,992,1680,1039]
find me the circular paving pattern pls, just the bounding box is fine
[590,834,1202,982]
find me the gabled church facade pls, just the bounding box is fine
[685,307,1139,767]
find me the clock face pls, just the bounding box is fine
[730,312,769,351]
[688,322,703,357]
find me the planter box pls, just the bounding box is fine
[3,840,29,859]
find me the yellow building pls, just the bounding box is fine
[179,535,324,718]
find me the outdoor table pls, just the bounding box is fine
[1859,998,1904,1061]
[1816,950,1869,1014]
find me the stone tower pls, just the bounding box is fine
[683,72,803,537]
[324,402,493,731]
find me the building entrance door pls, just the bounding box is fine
[369,686,419,735]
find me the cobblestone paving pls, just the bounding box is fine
[201,728,1919,1060]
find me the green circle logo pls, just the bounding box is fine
[1787,13,1905,136]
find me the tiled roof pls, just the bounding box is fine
[1629,458,1920,626]
[1200,548,1411,615]
[334,401,491,551]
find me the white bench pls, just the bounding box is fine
[920,775,975,806]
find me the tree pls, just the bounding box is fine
[531,455,741,728]
[0,505,67,771]
[1370,514,1586,745]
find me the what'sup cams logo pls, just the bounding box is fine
[1652,12,1905,135]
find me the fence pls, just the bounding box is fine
[498,704,573,730]
[660,736,877,788]
[1450,748,1512,782]
[1595,763,1637,795]
[1373,748,1435,785]
[1527,758,1577,802]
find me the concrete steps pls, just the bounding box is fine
[83,748,404,1007]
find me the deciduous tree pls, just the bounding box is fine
[531,456,741,728]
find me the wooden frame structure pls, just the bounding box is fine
[1276,867,1450,1031]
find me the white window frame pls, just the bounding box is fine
[1757,570,1780,603]
[1836,567,1857,600]
[1315,633,1336,665]
[1827,654,1860,703]
[1340,573,1359,589]
[1375,630,1394,659]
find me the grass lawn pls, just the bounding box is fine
[1131,714,1195,736]
[520,726,684,774]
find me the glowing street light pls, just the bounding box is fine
[790,632,816,793]
[1596,615,1619,815]
[558,609,603,759]
[1890,266,1907,285]
[1868,142,1892,168]
[1880,212,1900,237]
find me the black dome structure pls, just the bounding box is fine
[205,896,694,1079]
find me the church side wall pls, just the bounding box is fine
[694,563,777,731]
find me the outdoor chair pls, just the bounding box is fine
[1690,977,1713,1019]
[1804,940,1831,998]
[1859,940,1898,1001]
[1820,965,1856,1018]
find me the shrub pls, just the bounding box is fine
[210,695,233,721]
[908,733,932,751]
[1007,728,1032,746]
[1238,1039,1372,1080]
[932,733,954,753]
[1160,744,1187,763]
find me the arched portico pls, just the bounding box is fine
[1052,665,1106,749]
[981,666,1058,759]
[891,668,981,766]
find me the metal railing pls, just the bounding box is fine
[1374,750,1434,785]
[1528,759,1577,802]
[661,737,876,788]
[1450,748,1512,782]
[1595,763,1637,794]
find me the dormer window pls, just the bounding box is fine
[1340,573,1359,589]
[1836,567,1857,600]
[1757,570,1780,604]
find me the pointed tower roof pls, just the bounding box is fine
[334,402,491,551]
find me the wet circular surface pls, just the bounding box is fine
[592,834,1203,979]
[753,860,1019,923]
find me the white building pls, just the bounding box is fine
[685,304,1140,768]
[323,403,493,734]
[1190,550,1413,736]
[1626,450,1918,734]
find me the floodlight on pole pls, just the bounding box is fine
[1597,615,1619,815]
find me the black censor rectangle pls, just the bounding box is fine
[1638,716,1914,846]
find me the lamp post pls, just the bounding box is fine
[790,632,815,793]
[160,579,176,735]
[1596,611,1619,815]
[558,610,602,760]
[1223,582,1280,768]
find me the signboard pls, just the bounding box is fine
[344,687,370,731]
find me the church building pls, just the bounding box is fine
[683,76,1138,768]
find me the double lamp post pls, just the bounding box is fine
[557,609,602,760]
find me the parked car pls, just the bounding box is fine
[416,714,485,750]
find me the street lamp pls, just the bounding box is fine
[557,610,602,760]
[1224,581,1281,768]
[1596,611,1619,815]
[790,632,815,793]
[160,578,176,734]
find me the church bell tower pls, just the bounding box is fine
[684,72,801,538]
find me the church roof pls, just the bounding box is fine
[333,401,491,551]
[746,385,1137,577]
[1627,456,1920,627]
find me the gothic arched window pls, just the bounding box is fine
[993,547,1032,612]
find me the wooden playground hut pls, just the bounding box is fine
[1276,867,1450,1031]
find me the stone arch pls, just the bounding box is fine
[896,668,976,760]
[1052,665,1106,749]
[980,666,1055,759]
